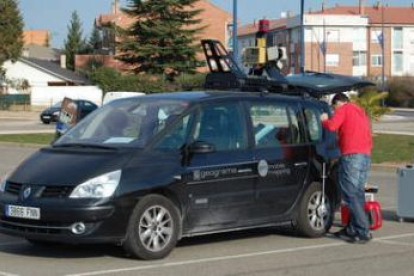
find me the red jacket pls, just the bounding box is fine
[322,103,372,155]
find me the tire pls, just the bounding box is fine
[41,120,50,124]
[296,182,334,237]
[123,194,181,260]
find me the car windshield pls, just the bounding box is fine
[51,101,62,108]
[54,98,189,148]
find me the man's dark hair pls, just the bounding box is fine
[331,93,350,105]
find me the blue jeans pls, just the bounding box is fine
[339,154,371,237]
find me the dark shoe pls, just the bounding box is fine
[348,233,373,244]
[333,228,355,241]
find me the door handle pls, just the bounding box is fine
[294,162,308,167]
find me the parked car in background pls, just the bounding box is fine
[40,100,98,124]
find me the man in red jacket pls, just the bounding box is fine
[321,92,372,244]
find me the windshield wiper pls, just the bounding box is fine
[52,143,117,150]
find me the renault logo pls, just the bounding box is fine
[23,187,31,199]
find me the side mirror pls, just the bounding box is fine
[189,141,215,154]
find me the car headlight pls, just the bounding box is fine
[53,111,60,116]
[0,174,8,193]
[70,170,121,198]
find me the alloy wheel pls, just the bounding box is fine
[138,205,173,252]
[307,191,330,231]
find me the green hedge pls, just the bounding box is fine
[88,67,206,94]
[0,94,30,110]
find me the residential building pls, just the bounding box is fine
[3,57,89,94]
[23,30,50,46]
[22,44,60,61]
[238,3,414,79]
[76,0,233,71]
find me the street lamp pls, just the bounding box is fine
[300,0,305,73]
[232,0,239,64]
[381,0,385,93]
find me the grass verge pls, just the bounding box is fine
[372,134,414,164]
[0,133,54,145]
[0,133,412,164]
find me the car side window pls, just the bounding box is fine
[287,106,304,144]
[304,108,322,142]
[192,103,247,151]
[250,103,295,148]
[154,114,193,150]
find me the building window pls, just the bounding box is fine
[353,28,366,43]
[393,27,403,49]
[326,54,339,67]
[353,51,367,66]
[327,30,340,43]
[371,55,383,67]
[371,30,383,44]
[393,51,403,72]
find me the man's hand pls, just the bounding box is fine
[320,113,329,121]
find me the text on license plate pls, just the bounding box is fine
[5,205,40,220]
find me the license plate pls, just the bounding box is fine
[5,205,40,220]
[43,116,51,119]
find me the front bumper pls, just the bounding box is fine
[0,196,133,244]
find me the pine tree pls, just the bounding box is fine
[64,11,87,70]
[0,0,24,73]
[118,0,204,78]
[88,24,102,53]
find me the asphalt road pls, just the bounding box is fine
[0,116,54,135]
[0,145,413,276]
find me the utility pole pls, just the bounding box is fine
[300,0,305,73]
[232,0,239,65]
[381,0,385,93]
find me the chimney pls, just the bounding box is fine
[322,1,325,12]
[60,55,66,69]
[359,0,365,15]
[22,48,29,58]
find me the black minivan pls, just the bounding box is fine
[0,91,340,259]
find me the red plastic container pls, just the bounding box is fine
[341,201,382,230]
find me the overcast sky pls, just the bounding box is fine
[19,0,414,49]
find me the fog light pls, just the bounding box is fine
[71,222,86,234]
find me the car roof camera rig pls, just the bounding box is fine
[201,18,375,99]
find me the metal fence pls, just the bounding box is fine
[0,94,31,110]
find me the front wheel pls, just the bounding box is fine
[296,182,334,237]
[123,195,181,260]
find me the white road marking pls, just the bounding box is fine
[377,240,414,247]
[66,232,414,276]
[0,272,19,276]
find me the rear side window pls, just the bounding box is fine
[192,103,247,151]
[304,108,322,142]
[249,103,302,148]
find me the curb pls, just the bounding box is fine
[0,142,45,149]
[371,164,403,173]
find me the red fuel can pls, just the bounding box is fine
[341,201,382,230]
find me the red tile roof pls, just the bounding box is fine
[312,6,414,25]
[238,18,287,36]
